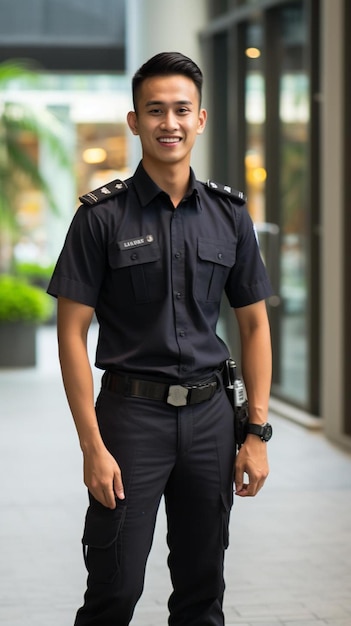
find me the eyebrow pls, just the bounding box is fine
[144,100,193,107]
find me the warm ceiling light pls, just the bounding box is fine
[245,47,261,59]
[82,148,107,164]
[252,167,267,183]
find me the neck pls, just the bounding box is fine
[142,158,191,207]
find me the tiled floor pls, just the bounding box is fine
[1,326,351,626]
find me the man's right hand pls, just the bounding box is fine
[83,446,125,509]
[57,297,125,510]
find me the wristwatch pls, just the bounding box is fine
[246,422,273,442]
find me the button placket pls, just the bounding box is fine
[170,211,192,371]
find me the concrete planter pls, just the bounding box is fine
[0,322,37,367]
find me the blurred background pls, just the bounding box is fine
[0,0,350,450]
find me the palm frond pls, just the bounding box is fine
[0,59,73,269]
[3,104,72,169]
[5,142,61,214]
[0,60,40,88]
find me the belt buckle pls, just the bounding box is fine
[167,384,189,407]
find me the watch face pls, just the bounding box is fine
[262,423,273,441]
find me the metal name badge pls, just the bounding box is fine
[117,234,154,251]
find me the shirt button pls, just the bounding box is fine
[131,253,138,260]
[179,330,185,337]
[176,292,182,299]
[217,252,223,260]
[175,252,181,259]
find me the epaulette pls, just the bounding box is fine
[79,179,128,206]
[205,180,246,205]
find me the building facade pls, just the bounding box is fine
[129,0,351,450]
[1,0,350,448]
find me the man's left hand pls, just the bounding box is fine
[234,434,269,497]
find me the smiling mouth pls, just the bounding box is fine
[158,137,182,144]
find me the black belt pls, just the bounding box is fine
[102,372,219,407]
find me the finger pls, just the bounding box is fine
[103,486,117,509]
[234,474,243,493]
[252,469,268,495]
[234,462,244,492]
[235,473,260,497]
[241,475,266,497]
[89,484,116,509]
[113,473,125,501]
[255,475,267,494]
[235,484,246,496]
[235,482,249,497]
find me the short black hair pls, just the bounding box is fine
[132,51,203,111]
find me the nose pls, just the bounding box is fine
[160,110,179,131]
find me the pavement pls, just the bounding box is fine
[1,325,351,626]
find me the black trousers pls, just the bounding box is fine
[74,377,235,626]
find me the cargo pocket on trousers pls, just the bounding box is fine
[82,504,127,584]
[221,491,233,550]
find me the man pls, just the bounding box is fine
[48,51,273,626]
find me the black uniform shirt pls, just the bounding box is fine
[48,162,272,381]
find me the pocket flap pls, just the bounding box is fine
[82,504,127,549]
[108,242,161,269]
[197,238,236,267]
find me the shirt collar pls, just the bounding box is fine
[132,161,200,209]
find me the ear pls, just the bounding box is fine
[197,108,207,135]
[127,111,139,135]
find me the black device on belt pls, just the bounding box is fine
[102,371,218,407]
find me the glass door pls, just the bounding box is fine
[206,0,319,412]
[275,3,310,406]
[243,2,312,408]
[244,21,266,224]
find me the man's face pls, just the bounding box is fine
[127,74,207,168]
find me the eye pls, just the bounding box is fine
[177,107,190,114]
[148,108,162,115]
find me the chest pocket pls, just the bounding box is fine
[195,238,236,302]
[108,242,165,303]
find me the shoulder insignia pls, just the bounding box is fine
[206,180,246,205]
[79,179,128,206]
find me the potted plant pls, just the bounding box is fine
[14,260,55,289]
[0,61,69,364]
[0,274,53,367]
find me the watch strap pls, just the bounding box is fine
[246,422,272,441]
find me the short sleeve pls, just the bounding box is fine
[47,205,109,307]
[225,206,273,307]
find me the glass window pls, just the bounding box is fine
[236,0,262,5]
[244,21,266,224]
[211,32,229,180]
[241,2,311,407]
[277,3,309,405]
[204,0,317,410]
